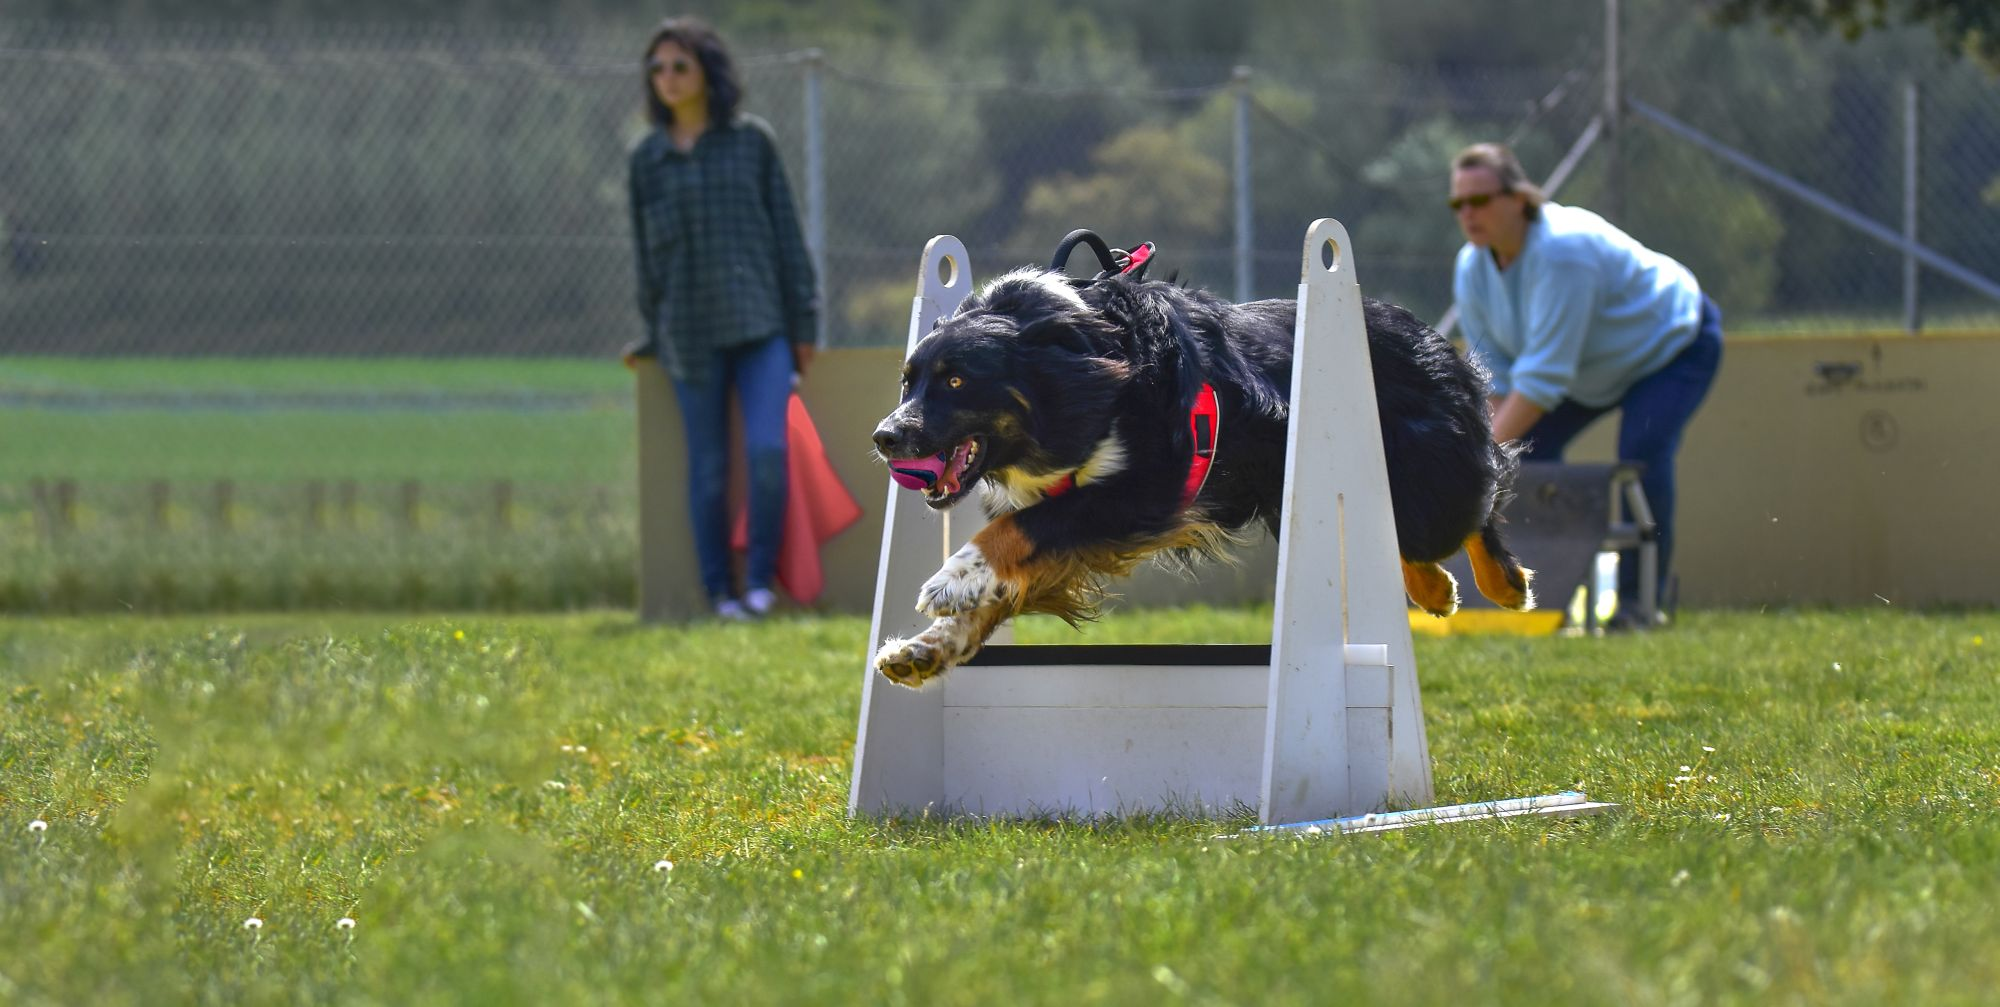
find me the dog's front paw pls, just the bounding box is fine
[916,544,1015,617]
[873,636,945,688]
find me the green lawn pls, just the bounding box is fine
[0,356,631,396]
[0,408,633,484]
[0,358,641,611]
[0,357,636,485]
[5,607,1998,1005]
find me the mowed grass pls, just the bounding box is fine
[0,357,631,397]
[1,357,641,612]
[0,357,634,485]
[5,607,2000,1005]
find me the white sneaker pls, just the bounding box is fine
[714,598,752,622]
[743,588,778,616]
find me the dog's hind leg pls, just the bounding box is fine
[1402,559,1460,617]
[873,604,1011,689]
[1465,522,1535,610]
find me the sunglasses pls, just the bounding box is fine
[648,57,693,76]
[1448,190,1508,212]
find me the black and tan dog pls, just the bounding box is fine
[869,266,1532,687]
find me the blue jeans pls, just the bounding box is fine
[669,336,794,604]
[1518,295,1723,609]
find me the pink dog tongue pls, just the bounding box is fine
[889,454,947,491]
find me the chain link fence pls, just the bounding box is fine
[4,18,1996,357]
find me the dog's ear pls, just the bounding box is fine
[1014,314,1102,358]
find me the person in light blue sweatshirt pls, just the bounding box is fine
[1450,142,1722,625]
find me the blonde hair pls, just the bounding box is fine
[1453,143,1545,220]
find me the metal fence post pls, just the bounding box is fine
[1602,0,1622,224]
[1233,65,1253,304]
[1903,78,1921,335]
[803,48,829,348]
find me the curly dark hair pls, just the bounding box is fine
[642,16,742,128]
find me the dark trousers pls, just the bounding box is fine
[669,335,794,603]
[1518,295,1723,609]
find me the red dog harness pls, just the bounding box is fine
[1044,382,1220,509]
[1039,235,1217,509]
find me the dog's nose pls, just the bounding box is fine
[872,422,904,454]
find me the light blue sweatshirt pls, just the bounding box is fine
[1453,202,1703,410]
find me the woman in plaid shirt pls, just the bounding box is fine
[625,17,819,622]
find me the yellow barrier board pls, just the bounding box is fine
[1408,609,1567,637]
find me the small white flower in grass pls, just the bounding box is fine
[1702,746,1716,753]
[1714,813,1730,821]
[243,917,263,930]
[653,859,674,873]
[1303,825,1324,836]
[28,819,47,833]
[1832,662,1842,671]
[1680,765,1692,773]
[543,780,568,791]
[560,744,575,753]
[1671,869,1691,887]
[336,917,356,930]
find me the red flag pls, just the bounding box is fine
[730,393,864,604]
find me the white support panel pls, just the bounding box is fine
[1260,218,1434,825]
[934,651,1397,819]
[849,236,974,818]
[943,660,1267,818]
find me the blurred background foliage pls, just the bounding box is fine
[2,0,1997,355]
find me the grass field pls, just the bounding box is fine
[0,357,632,396]
[5,606,1999,1005]
[0,357,634,485]
[1,358,640,612]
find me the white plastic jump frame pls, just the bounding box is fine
[848,220,1616,830]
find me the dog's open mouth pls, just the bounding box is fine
[925,436,985,506]
[886,436,985,508]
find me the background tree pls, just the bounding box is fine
[1702,0,2000,70]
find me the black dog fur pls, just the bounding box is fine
[869,268,1532,687]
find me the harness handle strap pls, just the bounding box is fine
[1050,229,1121,283]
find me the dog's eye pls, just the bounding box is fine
[948,375,964,389]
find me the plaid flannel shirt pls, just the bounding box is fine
[628,114,818,381]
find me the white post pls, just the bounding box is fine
[1259,219,1432,824]
[848,236,972,817]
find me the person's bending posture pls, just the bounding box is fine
[1449,142,1722,623]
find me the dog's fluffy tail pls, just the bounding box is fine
[1488,436,1525,513]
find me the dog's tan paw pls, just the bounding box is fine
[873,636,945,688]
[1402,559,1461,618]
[916,544,1014,617]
